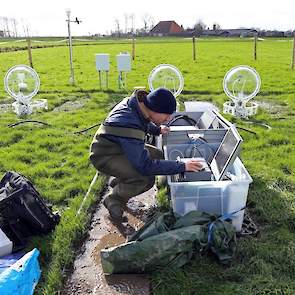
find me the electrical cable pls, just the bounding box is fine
[168,149,184,160]
[185,132,215,160]
[242,120,272,130]
[73,123,100,134]
[185,136,215,176]
[167,115,197,127]
[5,119,103,137]
[191,145,203,158]
[8,120,51,127]
[236,126,257,135]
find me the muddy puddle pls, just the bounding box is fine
[0,103,12,113]
[53,100,88,112]
[258,100,289,116]
[62,186,157,295]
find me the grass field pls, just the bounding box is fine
[0,37,294,294]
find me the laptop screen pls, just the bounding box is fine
[210,127,242,181]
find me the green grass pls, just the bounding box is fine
[0,37,294,294]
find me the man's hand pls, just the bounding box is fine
[160,125,170,135]
[184,160,203,172]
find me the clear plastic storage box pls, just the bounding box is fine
[164,145,252,231]
[160,107,253,232]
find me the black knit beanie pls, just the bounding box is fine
[143,88,176,114]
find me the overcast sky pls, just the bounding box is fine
[2,0,295,36]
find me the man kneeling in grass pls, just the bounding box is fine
[90,88,202,222]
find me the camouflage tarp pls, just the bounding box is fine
[101,211,236,274]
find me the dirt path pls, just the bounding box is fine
[62,186,157,295]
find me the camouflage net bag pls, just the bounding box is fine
[101,211,236,274]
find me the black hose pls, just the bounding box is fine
[8,120,51,128]
[73,124,100,134]
[236,126,257,135]
[167,115,197,127]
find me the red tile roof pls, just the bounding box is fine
[150,21,184,34]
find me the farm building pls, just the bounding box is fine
[172,28,258,37]
[261,30,285,37]
[150,21,184,36]
[201,28,257,37]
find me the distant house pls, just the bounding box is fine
[201,29,257,37]
[284,31,294,37]
[150,21,184,36]
[262,30,285,37]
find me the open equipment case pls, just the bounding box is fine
[160,103,253,232]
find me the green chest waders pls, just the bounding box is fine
[90,124,146,171]
[89,124,162,214]
[90,125,163,220]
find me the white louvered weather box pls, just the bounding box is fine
[116,53,131,72]
[95,54,110,71]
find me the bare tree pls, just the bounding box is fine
[141,13,154,34]
[130,14,135,34]
[194,19,206,36]
[114,18,121,37]
[0,17,4,36]
[4,17,11,37]
[213,23,221,30]
[12,18,18,37]
[0,17,21,37]
[21,18,31,37]
[124,13,129,35]
[142,14,148,33]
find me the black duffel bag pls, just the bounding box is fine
[0,171,60,249]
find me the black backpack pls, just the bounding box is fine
[0,171,60,250]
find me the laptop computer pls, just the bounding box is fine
[175,126,242,181]
[210,125,242,180]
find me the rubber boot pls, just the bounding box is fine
[103,194,127,223]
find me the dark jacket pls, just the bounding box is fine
[99,96,185,176]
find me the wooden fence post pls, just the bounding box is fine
[291,31,295,70]
[27,38,33,68]
[132,36,135,61]
[254,33,258,60]
[192,36,196,61]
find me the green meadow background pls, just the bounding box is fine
[0,37,294,294]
